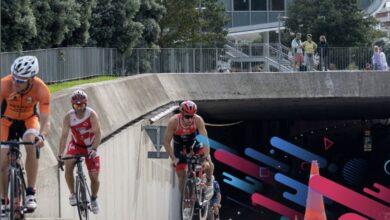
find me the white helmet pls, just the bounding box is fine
[11,56,39,78]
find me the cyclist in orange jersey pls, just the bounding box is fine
[164,100,215,201]
[0,56,51,215]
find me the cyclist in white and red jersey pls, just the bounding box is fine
[58,89,101,214]
[164,100,215,200]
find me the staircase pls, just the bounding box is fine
[224,42,292,72]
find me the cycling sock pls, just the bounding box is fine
[91,196,97,201]
[26,187,36,196]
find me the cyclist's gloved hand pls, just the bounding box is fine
[35,134,45,148]
[57,154,62,161]
[88,147,97,159]
[171,157,178,168]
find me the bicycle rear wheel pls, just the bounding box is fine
[75,177,89,220]
[181,177,195,220]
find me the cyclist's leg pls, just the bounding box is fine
[194,143,214,199]
[64,142,80,194]
[174,142,187,194]
[86,155,100,197]
[22,117,39,191]
[0,118,16,199]
[86,156,100,214]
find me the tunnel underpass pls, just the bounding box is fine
[197,100,390,219]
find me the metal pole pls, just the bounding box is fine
[278,13,281,72]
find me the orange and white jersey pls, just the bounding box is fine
[69,107,96,147]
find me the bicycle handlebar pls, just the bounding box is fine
[0,140,40,159]
[61,155,89,160]
[58,154,95,171]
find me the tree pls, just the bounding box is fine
[159,0,228,48]
[26,0,81,50]
[1,0,37,52]
[284,0,379,47]
[89,0,144,54]
[135,0,165,48]
[63,0,97,46]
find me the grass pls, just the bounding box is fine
[48,76,118,93]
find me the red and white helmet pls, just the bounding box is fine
[180,100,197,115]
[71,89,88,105]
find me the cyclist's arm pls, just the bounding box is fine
[59,114,71,157]
[38,83,51,138]
[196,115,210,157]
[163,117,177,162]
[39,112,51,138]
[90,111,101,150]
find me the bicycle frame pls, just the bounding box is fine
[181,153,209,220]
[61,155,91,220]
[1,141,35,220]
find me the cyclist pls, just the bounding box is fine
[210,179,222,220]
[0,55,51,215]
[163,100,215,199]
[58,89,101,214]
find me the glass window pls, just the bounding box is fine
[234,0,249,11]
[252,0,266,11]
[271,0,284,11]
[220,0,232,11]
[251,12,268,25]
[233,12,250,26]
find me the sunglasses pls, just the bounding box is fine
[73,103,86,110]
[12,76,29,84]
[183,114,194,119]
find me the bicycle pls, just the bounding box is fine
[181,153,209,220]
[59,155,91,220]
[0,140,39,220]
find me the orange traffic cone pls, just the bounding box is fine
[304,160,327,220]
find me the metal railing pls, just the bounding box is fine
[0,45,384,83]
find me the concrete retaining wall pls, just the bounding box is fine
[29,71,390,219]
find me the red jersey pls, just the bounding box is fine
[173,113,197,144]
[69,107,96,147]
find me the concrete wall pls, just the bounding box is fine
[29,71,390,219]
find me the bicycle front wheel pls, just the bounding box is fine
[75,177,89,220]
[196,185,209,220]
[8,167,25,220]
[181,177,195,220]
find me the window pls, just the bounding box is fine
[220,0,232,11]
[252,0,266,11]
[234,0,249,11]
[271,0,284,11]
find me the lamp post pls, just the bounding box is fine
[278,14,288,72]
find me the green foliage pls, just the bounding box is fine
[89,0,144,54]
[135,0,165,48]
[63,0,97,46]
[1,0,37,52]
[159,0,228,48]
[48,76,118,93]
[26,0,81,49]
[285,0,379,47]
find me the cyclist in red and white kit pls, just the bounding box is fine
[58,89,101,214]
[164,100,215,200]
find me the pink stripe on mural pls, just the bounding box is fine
[363,183,390,204]
[338,213,369,220]
[310,176,390,219]
[251,193,304,219]
[214,149,274,184]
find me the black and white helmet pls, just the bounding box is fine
[11,56,39,78]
